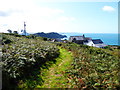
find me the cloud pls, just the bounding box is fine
[0,0,76,33]
[56,16,75,22]
[0,9,23,17]
[0,11,9,17]
[102,6,115,12]
[0,0,64,32]
[32,7,64,17]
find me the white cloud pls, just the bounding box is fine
[56,16,75,22]
[102,6,115,12]
[0,0,74,33]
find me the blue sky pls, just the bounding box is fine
[0,0,118,33]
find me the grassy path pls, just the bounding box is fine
[37,48,73,88]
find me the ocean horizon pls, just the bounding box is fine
[59,32,119,46]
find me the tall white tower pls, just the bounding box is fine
[24,22,26,31]
[21,22,29,36]
[24,22,26,35]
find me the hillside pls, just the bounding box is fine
[1,33,120,89]
[33,32,67,39]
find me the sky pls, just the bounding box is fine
[0,0,119,33]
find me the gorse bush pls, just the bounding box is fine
[2,33,60,89]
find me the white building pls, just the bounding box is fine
[69,35,107,48]
[84,39,107,48]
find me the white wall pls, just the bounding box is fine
[84,40,95,46]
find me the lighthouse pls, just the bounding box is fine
[21,22,29,36]
[24,22,26,31]
[23,22,26,35]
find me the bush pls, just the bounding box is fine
[2,34,60,89]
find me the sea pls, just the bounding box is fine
[59,33,119,46]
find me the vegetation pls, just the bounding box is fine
[34,32,67,39]
[1,33,59,89]
[13,31,18,34]
[37,48,73,88]
[1,33,120,89]
[57,43,120,89]
[7,29,12,33]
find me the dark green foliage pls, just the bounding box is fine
[7,29,12,33]
[14,34,22,37]
[2,33,60,89]
[104,46,114,51]
[2,34,12,45]
[43,37,48,41]
[34,32,67,39]
[118,46,120,49]
[3,39,12,44]
[3,33,15,36]
[25,34,37,39]
[13,31,18,34]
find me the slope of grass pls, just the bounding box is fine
[37,47,73,88]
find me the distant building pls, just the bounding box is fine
[69,35,91,43]
[69,34,107,48]
[84,39,107,48]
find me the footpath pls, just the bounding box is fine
[37,48,73,88]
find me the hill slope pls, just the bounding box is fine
[33,32,67,38]
[1,33,120,89]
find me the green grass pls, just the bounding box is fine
[36,47,73,88]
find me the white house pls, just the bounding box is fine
[69,35,107,48]
[84,39,107,48]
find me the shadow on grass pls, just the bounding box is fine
[2,57,58,90]
[17,58,58,89]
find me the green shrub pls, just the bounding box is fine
[2,33,60,89]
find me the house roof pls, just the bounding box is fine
[92,39,103,44]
